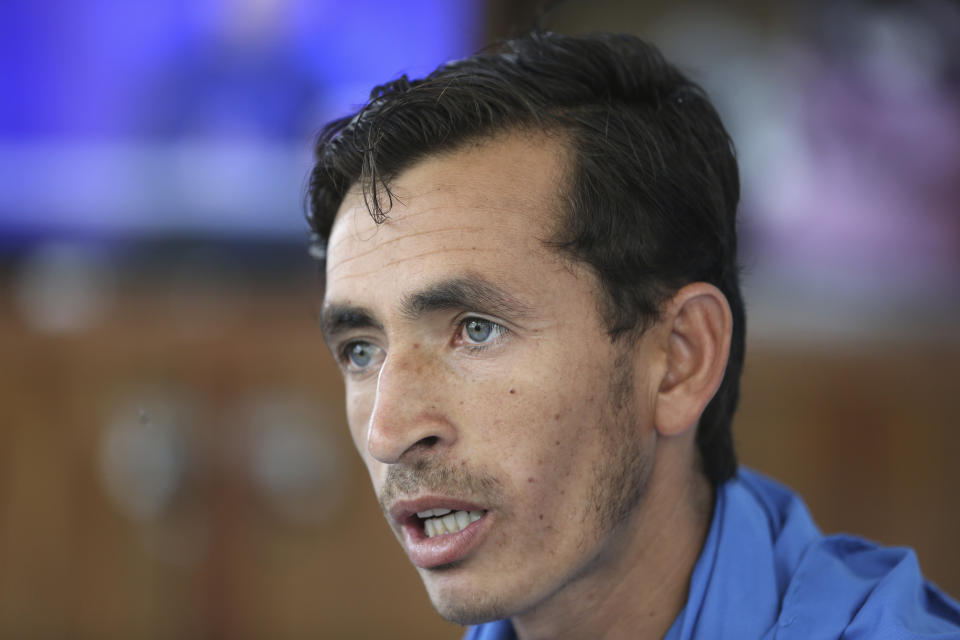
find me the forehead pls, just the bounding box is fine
[324,133,569,304]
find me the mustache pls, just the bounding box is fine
[379,458,505,512]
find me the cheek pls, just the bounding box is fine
[364,459,388,494]
[345,383,374,444]
[511,370,617,496]
[344,385,385,483]
[473,379,601,485]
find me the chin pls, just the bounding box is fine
[431,595,511,626]
[423,573,514,626]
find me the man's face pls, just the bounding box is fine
[322,133,657,624]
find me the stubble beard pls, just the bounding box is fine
[426,353,653,626]
[590,352,652,534]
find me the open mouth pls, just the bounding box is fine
[391,500,493,568]
[416,508,486,538]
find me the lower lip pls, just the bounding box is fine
[401,513,492,569]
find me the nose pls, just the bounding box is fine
[365,347,457,464]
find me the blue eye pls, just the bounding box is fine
[462,318,507,345]
[345,342,379,369]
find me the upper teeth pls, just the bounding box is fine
[417,508,453,518]
[419,509,484,537]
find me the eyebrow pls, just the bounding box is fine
[321,274,532,345]
[320,304,383,345]
[399,275,533,321]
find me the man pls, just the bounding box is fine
[307,31,960,639]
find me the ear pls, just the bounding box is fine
[654,283,733,438]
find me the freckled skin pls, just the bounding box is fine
[323,133,706,638]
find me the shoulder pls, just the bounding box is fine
[730,470,960,639]
[776,535,960,638]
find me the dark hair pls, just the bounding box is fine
[306,31,744,487]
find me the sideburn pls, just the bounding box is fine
[590,350,653,533]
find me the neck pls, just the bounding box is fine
[511,448,714,640]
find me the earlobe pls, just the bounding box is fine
[654,283,733,437]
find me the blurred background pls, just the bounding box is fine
[1,0,958,637]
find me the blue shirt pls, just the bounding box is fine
[464,469,960,639]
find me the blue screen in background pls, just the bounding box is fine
[0,0,482,243]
